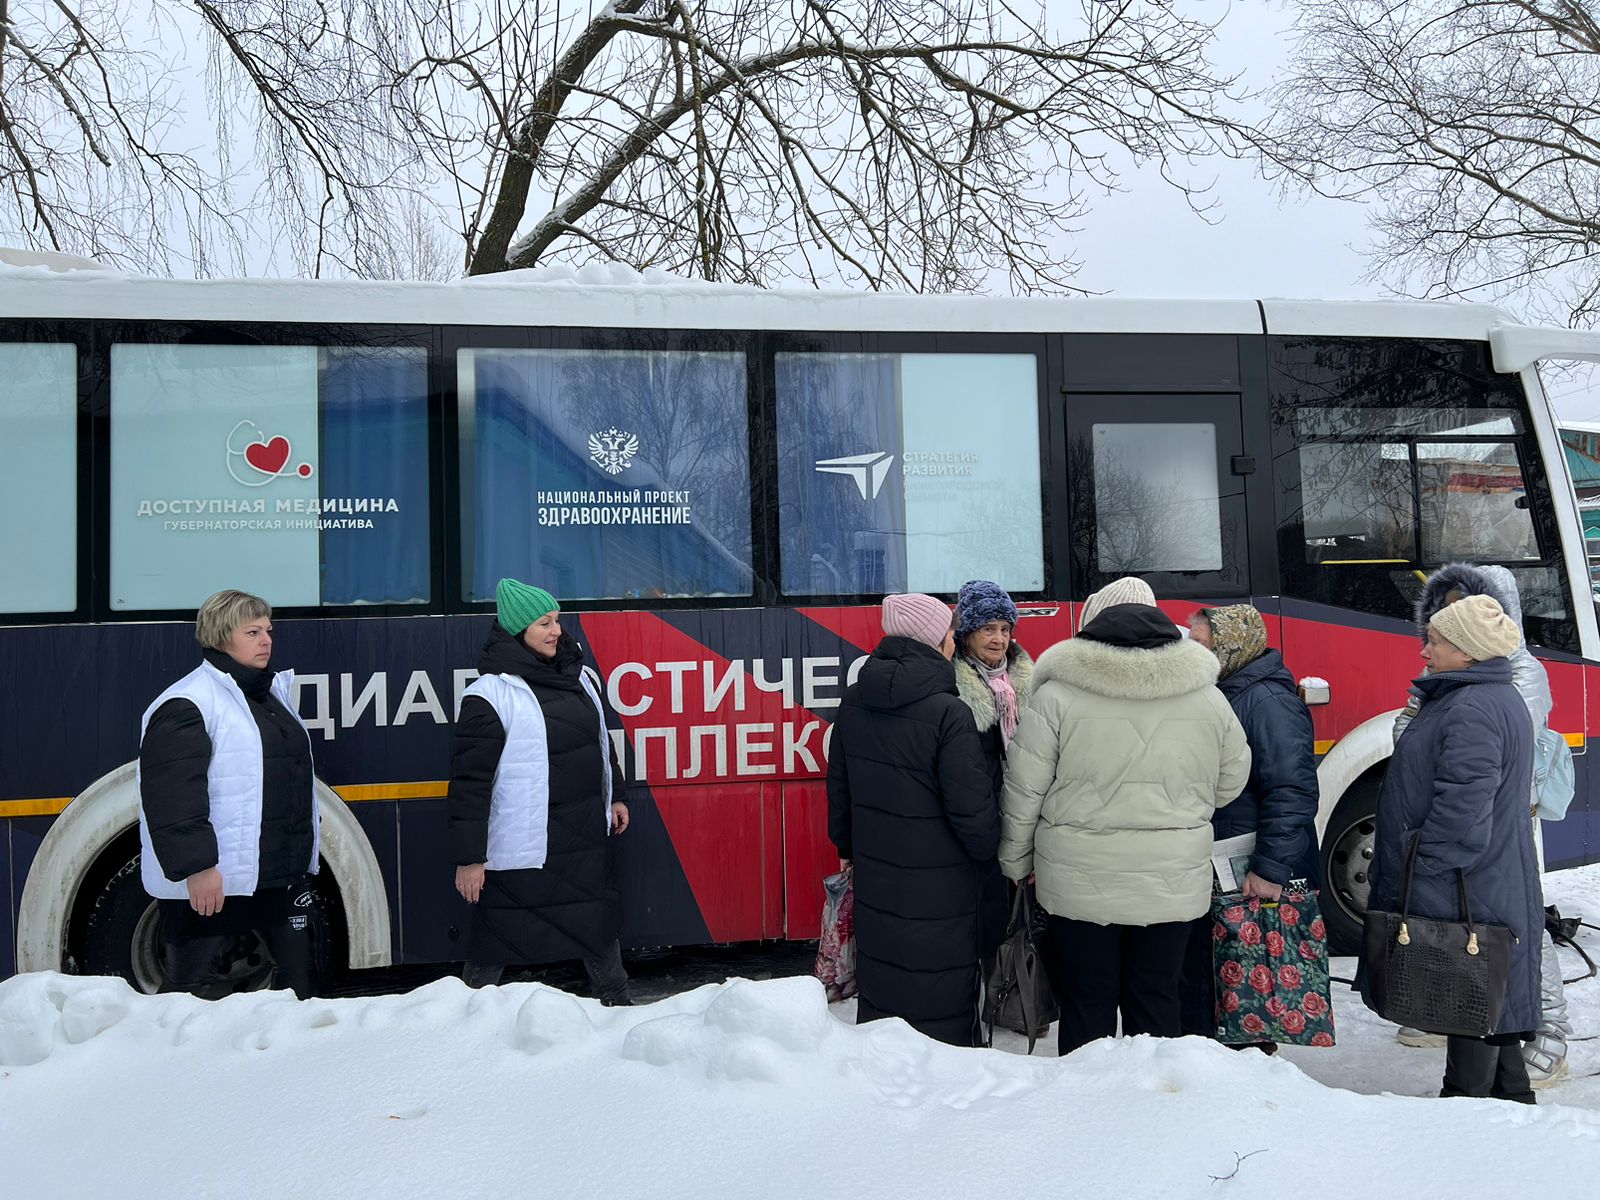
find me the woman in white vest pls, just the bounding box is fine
[137,589,320,998]
[450,578,632,1003]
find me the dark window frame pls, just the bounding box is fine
[1268,334,1577,652]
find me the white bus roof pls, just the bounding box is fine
[0,263,1518,338]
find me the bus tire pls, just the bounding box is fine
[1319,773,1381,956]
[81,852,333,996]
[19,763,391,978]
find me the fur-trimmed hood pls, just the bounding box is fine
[1033,633,1220,701]
[1415,562,1524,637]
[953,645,1035,732]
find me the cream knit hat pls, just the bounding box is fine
[1081,576,1157,627]
[1430,594,1521,663]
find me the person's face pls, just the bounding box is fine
[522,611,562,658]
[1188,613,1213,649]
[1422,625,1474,673]
[964,620,1013,668]
[224,616,273,669]
[939,624,957,661]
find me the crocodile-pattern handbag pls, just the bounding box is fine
[1362,835,1512,1038]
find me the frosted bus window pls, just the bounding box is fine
[1092,423,1222,573]
[458,348,752,601]
[0,343,76,613]
[776,353,1043,595]
[110,344,431,610]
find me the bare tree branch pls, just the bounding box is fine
[1,1,1272,290]
[1270,0,1600,325]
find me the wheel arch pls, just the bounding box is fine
[1314,708,1403,837]
[17,763,392,973]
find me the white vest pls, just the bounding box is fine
[465,669,613,871]
[137,662,321,900]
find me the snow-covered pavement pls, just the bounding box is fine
[982,860,1600,1109]
[4,866,1599,1199]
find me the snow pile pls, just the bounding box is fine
[5,966,1600,1199]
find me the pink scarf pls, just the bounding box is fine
[973,657,1019,746]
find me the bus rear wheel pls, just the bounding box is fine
[80,853,329,996]
[1319,774,1381,956]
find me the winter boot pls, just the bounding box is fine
[1524,929,1572,1089]
[1397,1026,1447,1048]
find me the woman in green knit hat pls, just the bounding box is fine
[446,578,632,1002]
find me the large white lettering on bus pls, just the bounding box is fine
[599,656,866,783]
[291,656,864,782]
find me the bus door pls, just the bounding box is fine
[1061,391,1255,629]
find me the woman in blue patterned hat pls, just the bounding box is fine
[952,580,1035,956]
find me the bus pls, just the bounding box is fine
[4,264,1600,991]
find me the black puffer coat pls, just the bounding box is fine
[140,648,316,889]
[1213,650,1321,887]
[448,626,620,965]
[826,636,999,1046]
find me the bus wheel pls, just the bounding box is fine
[80,855,329,996]
[1319,775,1380,956]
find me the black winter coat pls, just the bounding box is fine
[826,636,1000,1046]
[1358,660,1543,1036]
[1213,650,1321,887]
[139,648,315,889]
[448,626,621,965]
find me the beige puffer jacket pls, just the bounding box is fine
[999,634,1250,926]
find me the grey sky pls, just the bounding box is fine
[1064,1,1374,302]
[1054,1,1600,422]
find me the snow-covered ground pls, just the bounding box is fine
[4,867,1600,1199]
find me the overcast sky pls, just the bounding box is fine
[1061,1,1373,302]
[1054,1,1600,421]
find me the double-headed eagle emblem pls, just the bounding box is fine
[589,427,640,475]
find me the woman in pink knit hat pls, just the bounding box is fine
[827,592,1000,1046]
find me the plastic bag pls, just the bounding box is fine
[1212,889,1335,1047]
[813,867,857,1002]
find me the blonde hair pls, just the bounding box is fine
[195,589,272,651]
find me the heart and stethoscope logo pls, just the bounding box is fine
[226,419,314,487]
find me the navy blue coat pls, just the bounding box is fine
[1213,650,1321,887]
[827,636,999,1047]
[1360,660,1542,1036]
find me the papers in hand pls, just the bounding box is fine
[1212,832,1256,893]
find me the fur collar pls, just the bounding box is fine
[953,646,1035,732]
[1033,635,1219,701]
[1414,562,1523,636]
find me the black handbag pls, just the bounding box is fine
[1362,834,1513,1038]
[983,884,1058,1051]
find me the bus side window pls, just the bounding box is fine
[1269,335,1577,652]
[0,343,77,615]
[108,343,432,611]
[774,349,1044,598]
[457,345,754,603]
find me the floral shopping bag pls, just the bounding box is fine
[1212,890,1335,1047]
[813,867,857,1002]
